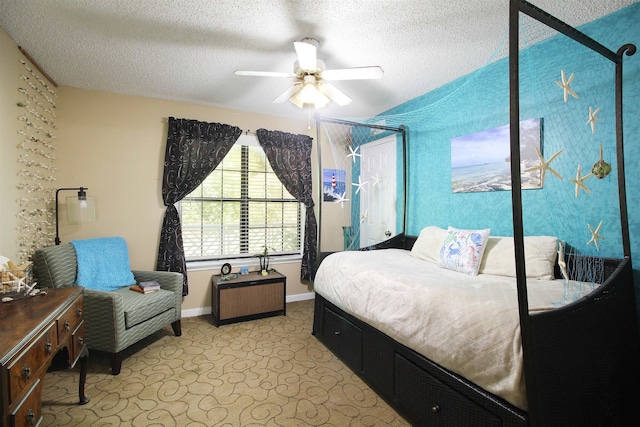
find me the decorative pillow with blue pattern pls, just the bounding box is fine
[71,237,136,292]
[438,227,491,276]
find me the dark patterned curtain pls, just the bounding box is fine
[157,117,242,295]
[256,129,318,281]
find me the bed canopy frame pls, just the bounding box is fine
[314,117,407,258]
[510,1,637,425]
[313,0,639,425]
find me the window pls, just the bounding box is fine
[180,136,302,262]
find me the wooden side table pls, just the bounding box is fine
[211,270,286,326]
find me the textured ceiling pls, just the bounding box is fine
[1,0,636,120]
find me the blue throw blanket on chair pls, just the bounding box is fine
[71,237,136,292]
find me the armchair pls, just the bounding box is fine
[33,241,183,375]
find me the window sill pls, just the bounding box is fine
[186,254,303,272]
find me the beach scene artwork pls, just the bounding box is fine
[451,118,543,193]
[323,169,347,201]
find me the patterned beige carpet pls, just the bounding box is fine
[42,299,409,426]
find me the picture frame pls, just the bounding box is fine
[323,169,346,201]
[451,118,543,193]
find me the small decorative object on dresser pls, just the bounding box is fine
[211,270,286,326]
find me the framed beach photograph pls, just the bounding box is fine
[323,169,347,201]
[451,118,543,193]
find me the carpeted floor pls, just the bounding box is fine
[41,299,409,426]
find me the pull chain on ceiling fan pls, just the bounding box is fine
[234,37,383,109]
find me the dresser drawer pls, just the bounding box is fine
[7,322,57,403]
[57,295,83,345]
[10,378,43,427]
[395,353,501,427]
[71,321,86,366]
[322,307,363,372]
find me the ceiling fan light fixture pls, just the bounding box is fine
[314,92,331,109]
[237,37,380,110]
[288,80,330,109]
[299,82,320,103]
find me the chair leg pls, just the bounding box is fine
[110,352,123,376]
[171,320,182,337]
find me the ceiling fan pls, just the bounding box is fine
[234,38,383,109]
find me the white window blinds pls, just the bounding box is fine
[180,136,302,261]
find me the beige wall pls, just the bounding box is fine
[318,130,351,253]
[55,87,316,313]
[0,28,24,260]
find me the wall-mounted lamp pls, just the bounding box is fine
[55,187,96,245]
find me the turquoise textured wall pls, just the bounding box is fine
[384,3,639,265]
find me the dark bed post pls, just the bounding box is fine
[509,1,540,425]
[615,44,636,260]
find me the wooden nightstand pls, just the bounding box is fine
[211,270,286,326]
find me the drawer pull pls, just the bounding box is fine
[432,405,440,413]
[44,340,53,354]
[334,331,341,336]
[64,320,71,331]
[76,308,83,316]
[78,336,85,345]
[22,364,31,380]
[26,409,36,425]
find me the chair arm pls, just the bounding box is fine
[132,271,183,320]
[132,270,183,295]
[82,288,125,352]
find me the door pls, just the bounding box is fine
[360,135,397,247]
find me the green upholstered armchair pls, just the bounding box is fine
[33,243,183,375]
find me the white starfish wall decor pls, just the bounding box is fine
[568,164,592,198]
[353,175,368,194]
[334,192,349,208]
[371,173,380,188]
[346,146,361,163]
[360,209,369,224]
[557,241,569,282]
[587,106,601,134]
[587,220,604,251]
[524,147,564,186]
[555,70,578,103]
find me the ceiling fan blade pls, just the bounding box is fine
[322,66,384,81]
[235,70,296,78]
[317,82,352,106]
[273,84,301,103]
[294,40,317,71]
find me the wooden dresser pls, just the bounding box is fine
[0,287,89,427]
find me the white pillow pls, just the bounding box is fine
[438,227,491,275]
[479,235,558,279]
[411,226,447,263]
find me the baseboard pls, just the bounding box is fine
[286,292,315,303]
[181,292,315,318]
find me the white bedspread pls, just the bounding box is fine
[313,249,597,410]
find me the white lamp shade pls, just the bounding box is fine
[66,196,96,223]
